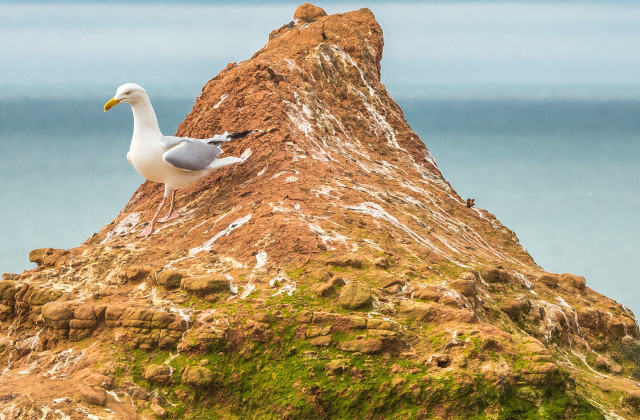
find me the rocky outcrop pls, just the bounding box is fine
[180,365,215,388]
[0,3,638,419]
[338,281,372,309]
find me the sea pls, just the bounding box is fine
[1,94,639,316]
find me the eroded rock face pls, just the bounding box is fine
[144,364,173,385]
[181,365,215,388]
[338,281,372,309]
[157,270,183,289]
[75,383,107,406]
[1,3,638,419]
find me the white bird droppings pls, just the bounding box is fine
[189,214,252,256]
[241,148,252,161]
[213,93,228,109]
[100,212,140,244]
[255,250,268,269]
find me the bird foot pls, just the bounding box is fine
[159,210,180,223]
[139,224,155,238]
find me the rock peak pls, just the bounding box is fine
[293,3,327,22]
[267,5,383,78]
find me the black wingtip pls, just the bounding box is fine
[207,130,263,145]
[228,130,261,140]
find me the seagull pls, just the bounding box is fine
[104,83,255,238]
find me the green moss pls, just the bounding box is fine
[105,305,606,419]
[267,285,317,311]
[619,339,640,379]
[513,356,533,372]
[286,266,308,280]
[433,262,464,279]
[164,400,187,418]
[428,331,446,347]
[495,385,604,419]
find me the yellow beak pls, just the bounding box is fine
[104,97,121,111]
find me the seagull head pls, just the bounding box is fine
[104,83,147,111]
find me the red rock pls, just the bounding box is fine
[181,366,215,388]
[41,302,72,323]
[75,384,106,406]
[29,248,68,267]
[537,273,558,288]
[0,281,16,300]
[498,298,522,319]
[367,318,394,331]
[325,359,348,375]
[156,270,184,289]
[398,301,436,322]
[414,285,442,302]
[626,390,640,409]
[311,282,334,297]
[181,277,230,295]
[151,402,167,418]
[607,317,626,338]
[74,305,96,320]
[338,282,372,310]
[293,3,327,22]
[329,255,365,269]
[558,273,586,290]
[83,373,112,388]
[482,268,501,283]
[339,338,384,354]
[124,266,153,282]
[374,257,389,269]
[144,364,173,385]
[310,335,332,347]
[449,279,476,297]
[577,307,601,330]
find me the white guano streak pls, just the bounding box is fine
[255,250,267,269]
[100,212,140,244]
[213,93,228,109]
[189,214,252,256]
[346,202,440,254]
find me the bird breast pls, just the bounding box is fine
[128,134,174,184]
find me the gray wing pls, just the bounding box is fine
[159,136,187,149]
[162,137,223,171]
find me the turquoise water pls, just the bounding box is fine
[1,96,639,317]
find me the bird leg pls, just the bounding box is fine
[158,189,180,223]
[139,194,167,238]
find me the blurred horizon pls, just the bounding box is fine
[2,1,640,101]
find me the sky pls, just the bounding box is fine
[1,1,640,99]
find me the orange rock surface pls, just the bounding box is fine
[1,4,639,419]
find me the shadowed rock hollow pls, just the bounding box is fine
[1,4,639,419]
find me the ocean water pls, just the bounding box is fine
[1,95,639,317]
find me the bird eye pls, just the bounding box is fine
[125,91,131,95]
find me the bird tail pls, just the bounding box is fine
[207,130,262,145]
